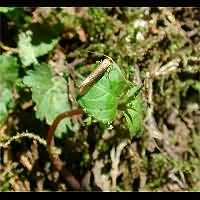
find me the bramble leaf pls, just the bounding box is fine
[23,64,71,138]
[78,62,128,124]
[78,60,144,137]
[18,31,38,67]
[123,87,144,137]
[30,23,60,57]
[18,24,60,67]
[0,54,19,125]
[0,54,19,86]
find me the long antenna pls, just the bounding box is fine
[87,50,114,62]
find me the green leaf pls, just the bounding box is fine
[123,86,144,137]
[78,62,128,123]
[30,23,60,57]
[23,64,71,138]
[0,54,19,86]
[18,24,60,67]
[18,31,38,67]
[0,54,19,125]
[0,87,13,125]
[0,7,15,13]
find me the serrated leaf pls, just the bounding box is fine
[0,54,19,86]
[78,62,128,123]
[0,54,19,125]
[18,31,38,67]
[30,23,60,57]
[23,64,71,138]
[18,24,60,67]
[124,87,144,137]
[33,38,58,58]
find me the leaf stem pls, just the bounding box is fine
[47,108,83,191]
[47,108,83,148]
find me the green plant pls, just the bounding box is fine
[1,7,199,192]
[0,7,144,141]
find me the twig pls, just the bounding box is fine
[154,58,180,78]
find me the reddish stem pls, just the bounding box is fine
[47,108,83,191]
[47,108,83,148]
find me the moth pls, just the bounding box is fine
[79,53,113,95]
